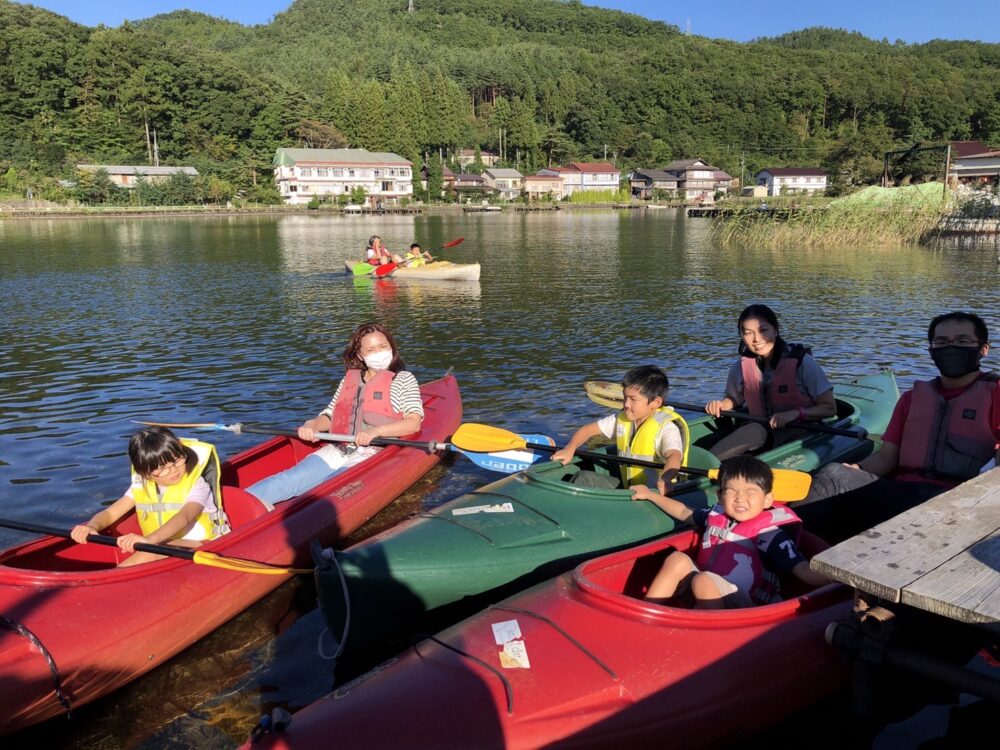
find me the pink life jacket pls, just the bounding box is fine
[695,503,802,605]
[740,345,813,418]
[898,374,999,482]
[330,369,405,435]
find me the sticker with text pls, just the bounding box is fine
[453,502,515,516]
[499,639,531,669]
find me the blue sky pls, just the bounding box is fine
[19,0,1000,44]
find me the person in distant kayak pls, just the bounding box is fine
[364,235,402,266]
[704,304,836,459]
[70,427,230,566]
[639,455,829,608]
[797,311,999,543]
[246,322,424,505]
[552,365,687,491]
[402,243,434,268]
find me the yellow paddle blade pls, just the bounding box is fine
[451,423,528,453]
[192,550,312,575]
[704,468,813,503]
[584,380,624,410]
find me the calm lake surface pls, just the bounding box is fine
[1,210,997,747]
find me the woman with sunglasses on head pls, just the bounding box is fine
[705,304,837,460]
[70,426,230,566]
[246,322,424,506]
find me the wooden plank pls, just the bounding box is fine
[902,531,1000,627]
[811,468,1000,604]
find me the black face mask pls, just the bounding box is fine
[930,345,981,379]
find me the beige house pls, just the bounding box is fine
[523,175,564,201]
[76,165,198,188]
[272,148,413,206]
[755,167,828,196]
[482,168,524,200]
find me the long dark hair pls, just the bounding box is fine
[342,322,405,373]
[737,304,789,364]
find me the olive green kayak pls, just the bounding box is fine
[315,370,899,655]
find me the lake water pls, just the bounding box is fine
[1,210,997,747]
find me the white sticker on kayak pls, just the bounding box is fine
[491,619,522,645]
[499,639,531,669]
[452,503,515,516]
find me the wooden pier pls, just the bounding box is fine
[811,468,1000,710]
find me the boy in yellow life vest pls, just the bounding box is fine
[402,243,434,268]
[552,365,687,490]
[71,426,230,567]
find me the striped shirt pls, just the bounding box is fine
[319,370,424,419]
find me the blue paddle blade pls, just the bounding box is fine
[452,433,554,474]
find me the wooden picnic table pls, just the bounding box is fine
[811,467,1000,630]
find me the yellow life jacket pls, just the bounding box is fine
[615,407,690,488]
[132,438,230,542]
[404,251,426,268]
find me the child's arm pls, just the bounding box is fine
[71,493,134,544]
[551,422,603,465]
[657,448,682,494]
[791,560,831,587]
[630,486,694,523]
[116,500,203,552]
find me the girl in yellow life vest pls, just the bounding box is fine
[70,427,230,567]
[552,365,687,491]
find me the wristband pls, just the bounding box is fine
[797,407,807,420]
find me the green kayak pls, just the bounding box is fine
[315,370,899,654]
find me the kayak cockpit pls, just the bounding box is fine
[0,486,269,572]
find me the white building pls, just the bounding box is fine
[482,168,524,200]
[755,167,828,196]
[273,148,413,206]
[76,165,198,188]
[537,162,620,197]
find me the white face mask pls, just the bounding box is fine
[363,350,394,371]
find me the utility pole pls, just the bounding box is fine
[942,144,951,199]
[408,0,414,12]
[152,128,160,167]
[603,144,608,160]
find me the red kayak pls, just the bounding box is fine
[247,526,851,749]
[0,374,460,736]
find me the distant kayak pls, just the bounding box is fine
[245,528,851,750]
[344,260,481,281]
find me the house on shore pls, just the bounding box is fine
[456,148,500,169]
[76,164,198,188]
[524,174,564,201]
[755,167,828,196]
[948,140,1000,187]
[628,169,678,199]
[272,148,413,206]
[538,162,620,197]
[482,168,524,200]
[660,159,721,203]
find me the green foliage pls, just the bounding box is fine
[349,185,368,204]
[1,0,999,204]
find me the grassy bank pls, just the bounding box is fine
[713,184,949,248]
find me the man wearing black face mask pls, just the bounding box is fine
[796,311,999,543]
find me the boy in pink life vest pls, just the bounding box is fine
[636,455,829,609]
[797,311,999,543]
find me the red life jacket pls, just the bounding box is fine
[898,373,999,482]
[740,344,813,418]
[695,503,802,605]
[330,369,405,435]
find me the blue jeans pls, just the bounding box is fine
[246,454,344,506]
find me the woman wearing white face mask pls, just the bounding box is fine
[247,322,424,506]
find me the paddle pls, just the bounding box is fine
[582,381,866,439]
[351,262,376,276]
[451,423,813,501]
[135,420,553,474]
[0,519,311,575]
[134,421,447,452]
[373,237,465,278]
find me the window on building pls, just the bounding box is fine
[301,167,312,177]
[317,168,328,177]
[289,185,298,192]
[348,169,355,178]
[332,168,343,178]
[382,181,392,192]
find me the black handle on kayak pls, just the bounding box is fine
[0,519,198,560]
[667,401,867,439]
[237,425,444,452]
[521,441,713,477]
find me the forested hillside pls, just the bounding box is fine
[2,0,999,200]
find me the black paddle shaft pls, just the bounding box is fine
[667,401,867,439]
[237,425,443,452]
[0,519,197,559]
[522,441,712,479]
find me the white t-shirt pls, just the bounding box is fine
[596,413,684,460]
[125,476,217,541]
